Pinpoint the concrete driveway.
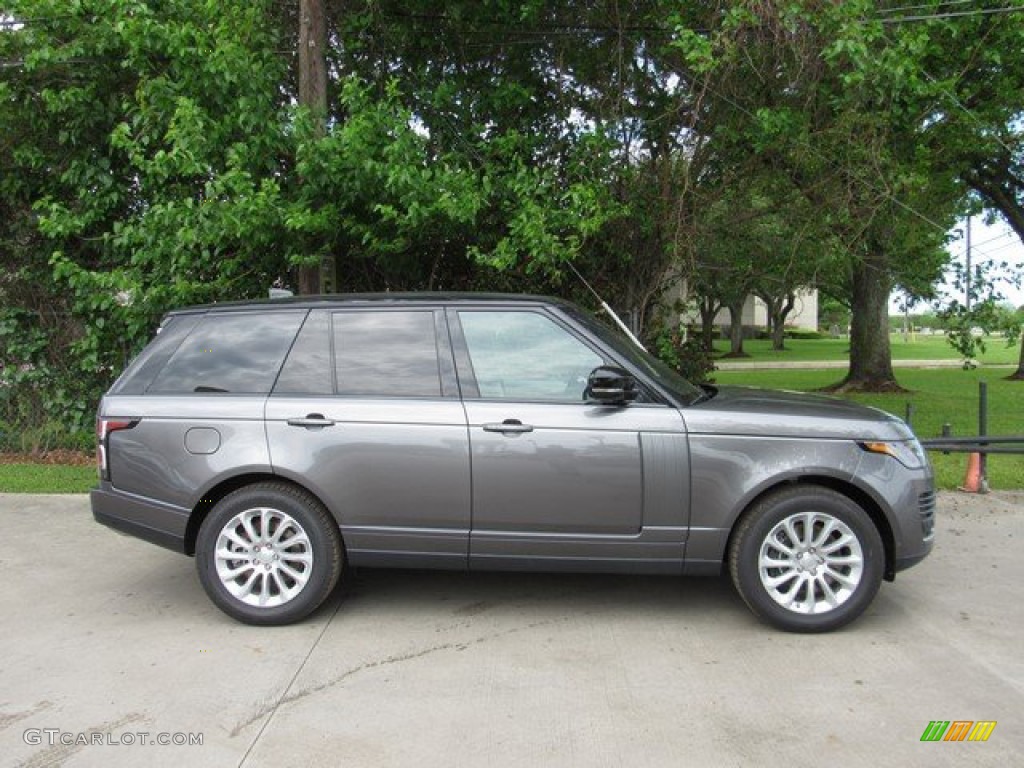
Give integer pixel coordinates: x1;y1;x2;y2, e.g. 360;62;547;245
1;492;1022;768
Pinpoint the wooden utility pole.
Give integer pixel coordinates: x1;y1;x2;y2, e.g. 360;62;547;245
297;0;331;295
964;214;972;313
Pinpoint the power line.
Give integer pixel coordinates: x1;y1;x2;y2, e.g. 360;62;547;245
877;0;979;15
878;5;1024;24
971;239;1024;259
963;228;1019;250
920;71;1018;156
695;79;950;236
868;22;1023;249
381;11;672;35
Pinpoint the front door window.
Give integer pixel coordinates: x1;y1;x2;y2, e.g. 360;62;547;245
458;311;603;401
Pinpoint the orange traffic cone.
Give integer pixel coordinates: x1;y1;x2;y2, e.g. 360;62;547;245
959;452;982;493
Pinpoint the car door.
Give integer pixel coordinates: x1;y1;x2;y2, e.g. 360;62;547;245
265;307;471;569
451;307;687;573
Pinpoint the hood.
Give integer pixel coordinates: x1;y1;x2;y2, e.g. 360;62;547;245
682;385;915;442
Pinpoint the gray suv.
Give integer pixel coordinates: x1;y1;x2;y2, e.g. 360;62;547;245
92;294;935;632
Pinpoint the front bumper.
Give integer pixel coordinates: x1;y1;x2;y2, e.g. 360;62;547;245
891;483;936;573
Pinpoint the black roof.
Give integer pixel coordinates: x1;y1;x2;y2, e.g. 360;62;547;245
167;292;575;316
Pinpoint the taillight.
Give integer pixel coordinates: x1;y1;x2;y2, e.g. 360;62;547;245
97;417;138;481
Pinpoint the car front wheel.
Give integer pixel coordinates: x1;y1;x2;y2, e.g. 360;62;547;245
196;482;343;625
729;486;884;633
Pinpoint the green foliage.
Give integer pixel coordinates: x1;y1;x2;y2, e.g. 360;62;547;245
936;258;1023;367
939;300;1021;369
651;325;717;384
818;296;851;333
1;0;644;435
672;0;964;386
470;132;622;276
2;0;294;434
2;0;1023;443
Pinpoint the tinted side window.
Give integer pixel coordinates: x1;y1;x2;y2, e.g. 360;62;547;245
148;311;305;394
110;314;200;395
333;311;441;397
458;311;604;401
274;310;332;395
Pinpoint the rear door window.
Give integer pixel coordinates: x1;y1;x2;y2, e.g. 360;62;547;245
332;310;442;398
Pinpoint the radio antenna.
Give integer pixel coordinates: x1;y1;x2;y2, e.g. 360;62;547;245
565;261;646;351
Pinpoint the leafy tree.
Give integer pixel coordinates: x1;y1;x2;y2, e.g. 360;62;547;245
2;0;144;433
936;258;1022;367
911;5;1024;378
1;0;644;440
671;0;963;390
4;0;1024;449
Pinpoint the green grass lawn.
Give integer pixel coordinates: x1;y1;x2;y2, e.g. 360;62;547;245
713;367;1024;490
0;463;97;493
713;333;1021;365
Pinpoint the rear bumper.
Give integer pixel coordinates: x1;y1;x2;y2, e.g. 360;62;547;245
91;485;190;555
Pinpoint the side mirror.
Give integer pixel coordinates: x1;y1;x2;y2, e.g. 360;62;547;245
585;366;639;405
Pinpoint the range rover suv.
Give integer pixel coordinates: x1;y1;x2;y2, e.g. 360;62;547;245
91;294;935;632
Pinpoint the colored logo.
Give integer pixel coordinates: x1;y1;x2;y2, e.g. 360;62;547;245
921;721;997;742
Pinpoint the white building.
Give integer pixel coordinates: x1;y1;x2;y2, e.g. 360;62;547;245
664;282;819;332
711;290;818;331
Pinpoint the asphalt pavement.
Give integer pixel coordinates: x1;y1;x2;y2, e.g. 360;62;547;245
1;491;1022;768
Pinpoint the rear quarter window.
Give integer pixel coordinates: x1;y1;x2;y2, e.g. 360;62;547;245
147;311;305;394
109;314;200;395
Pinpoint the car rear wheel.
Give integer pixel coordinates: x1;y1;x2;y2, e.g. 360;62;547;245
196;482;343;625
729;486;884;633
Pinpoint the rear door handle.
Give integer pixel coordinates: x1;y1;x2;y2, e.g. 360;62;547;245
483;419;534;434
287;414;336;428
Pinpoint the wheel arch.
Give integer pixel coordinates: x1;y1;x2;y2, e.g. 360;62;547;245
725;476;896;581
184;473;339;556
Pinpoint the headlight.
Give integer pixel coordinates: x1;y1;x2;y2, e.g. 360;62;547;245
859;439;928;469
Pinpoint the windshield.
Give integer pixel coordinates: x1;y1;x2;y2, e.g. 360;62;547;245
562;305;704;405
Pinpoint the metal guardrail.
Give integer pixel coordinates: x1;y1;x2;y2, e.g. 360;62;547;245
906;380;1024;455
920;436;1024;455
905;380;1024;493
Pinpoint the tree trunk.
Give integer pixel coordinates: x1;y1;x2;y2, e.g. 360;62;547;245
1008;334;1024;380
827;249;903;392
698;297;719;354
297;0;329;295
725;299;747;357
770;311;786;350
764;292;796;351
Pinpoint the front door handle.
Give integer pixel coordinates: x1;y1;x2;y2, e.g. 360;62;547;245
287;414;336;428
483;419;534;434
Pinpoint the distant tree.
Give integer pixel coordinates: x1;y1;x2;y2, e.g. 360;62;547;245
672;1;963;390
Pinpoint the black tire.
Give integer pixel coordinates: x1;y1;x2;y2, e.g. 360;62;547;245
728;486;884;633
196;482;343;625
